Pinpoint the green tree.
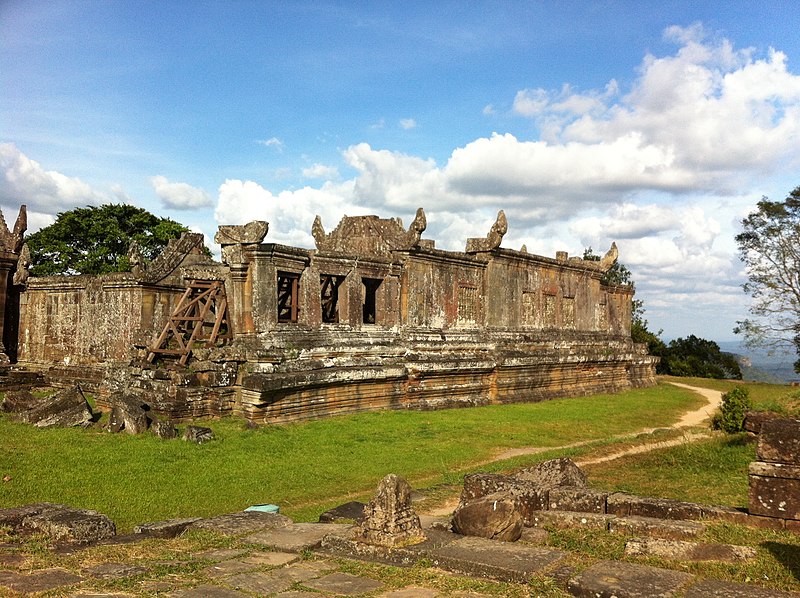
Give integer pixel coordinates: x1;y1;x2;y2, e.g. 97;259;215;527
735;186;800;373
27;204;193;276
661;335;742;379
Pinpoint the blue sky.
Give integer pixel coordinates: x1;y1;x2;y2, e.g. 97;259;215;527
2;1;800;342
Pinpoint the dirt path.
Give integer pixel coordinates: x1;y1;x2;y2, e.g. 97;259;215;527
421;382;723;516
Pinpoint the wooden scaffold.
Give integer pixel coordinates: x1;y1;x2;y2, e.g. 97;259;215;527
147;279;231;366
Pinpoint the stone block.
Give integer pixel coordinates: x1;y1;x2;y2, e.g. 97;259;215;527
16;386;93;428
133;517;203;538
528;510;611;530
245;523;349;552
514;457;587;488
684;578;798;597
609;516;705;540
744;410;784;435
461;473;547;524
427;535;565;583
548;487;608;513
319;501;366;523
757;418;800;464
183;425;214;443
624;537;757;563
187;511;292;536
749;468;800;520
567;560;694;597
606;492;705;520
19;504;116;545
451;492;523;542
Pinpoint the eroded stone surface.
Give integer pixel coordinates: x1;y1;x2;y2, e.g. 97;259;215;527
319;501;366;523
451;492;523;542
758;419;800;464
609;515;706;540
624;537;757;563
429;536;565;583
514;457;587;489
304;572;384;595
14;503;116;545
245;523;348;553
355;474;426;547
134;517;203;538
683;578;798;597
567;560;694;597
13;385;93;428
187;511;291;536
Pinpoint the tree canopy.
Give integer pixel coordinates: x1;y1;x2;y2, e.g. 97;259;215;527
735;186;800;373
26;204;194;276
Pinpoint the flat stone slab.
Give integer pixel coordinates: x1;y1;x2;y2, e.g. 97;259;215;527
625;537;757;563
83;561;149;579
378;587;442;597
0;567;84;593
567;560;694;597
134;517;203;538
684;578;800;597
224;570;294;594
196;548;250;561
170;585;250;597
245;522;350;552
203;553;294;578
319;501;366;523
187;511;292;536
428;535;565;583
304;571;384;595
609;515;706;540
530;510;611;530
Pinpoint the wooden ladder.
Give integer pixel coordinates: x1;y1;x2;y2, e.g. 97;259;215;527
147;279;231;366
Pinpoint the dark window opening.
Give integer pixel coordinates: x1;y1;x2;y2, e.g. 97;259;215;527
277;272;300;323
362;278;382;324
320;274;344;323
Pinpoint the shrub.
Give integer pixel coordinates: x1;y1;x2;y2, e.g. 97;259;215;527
712;387;752;433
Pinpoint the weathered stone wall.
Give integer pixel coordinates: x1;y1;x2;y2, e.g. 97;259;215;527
18;274;183;366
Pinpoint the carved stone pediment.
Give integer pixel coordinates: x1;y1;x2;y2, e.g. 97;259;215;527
313;208;427;257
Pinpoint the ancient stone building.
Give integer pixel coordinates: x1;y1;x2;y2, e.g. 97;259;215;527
10;207;658;423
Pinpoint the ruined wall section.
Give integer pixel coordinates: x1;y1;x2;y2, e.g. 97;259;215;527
18;274;184;367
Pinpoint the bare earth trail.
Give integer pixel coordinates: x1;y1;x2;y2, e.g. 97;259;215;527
292;383;724;515
421;382;723;516
490;382;722;466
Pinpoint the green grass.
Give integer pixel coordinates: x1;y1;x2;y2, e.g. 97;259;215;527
1;383;700;532
583;433;755;507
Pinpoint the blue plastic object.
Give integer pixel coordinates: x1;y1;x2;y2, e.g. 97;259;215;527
244;504;280;513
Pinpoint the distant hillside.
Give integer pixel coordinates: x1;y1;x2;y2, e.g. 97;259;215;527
717;341;797;384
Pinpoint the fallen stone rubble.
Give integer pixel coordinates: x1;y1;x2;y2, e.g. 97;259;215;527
2;467;799;597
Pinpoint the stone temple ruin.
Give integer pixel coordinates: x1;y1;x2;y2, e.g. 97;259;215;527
1;205;658;423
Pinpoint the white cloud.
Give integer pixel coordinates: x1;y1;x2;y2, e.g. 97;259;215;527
0;142;106;212
150;175;213;209
482;104;496;116
255;137;284;150
302;163;339;179
399;118;417;130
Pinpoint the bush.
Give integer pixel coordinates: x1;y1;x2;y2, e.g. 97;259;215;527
712;387;752;433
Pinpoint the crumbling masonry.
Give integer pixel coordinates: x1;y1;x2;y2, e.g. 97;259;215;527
5;206;658;423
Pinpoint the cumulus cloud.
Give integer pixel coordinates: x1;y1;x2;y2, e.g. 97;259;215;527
302;163;339;179
150;175;213;209
0;142;106;212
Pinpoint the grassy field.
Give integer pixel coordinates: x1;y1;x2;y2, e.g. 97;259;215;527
1;383;702;531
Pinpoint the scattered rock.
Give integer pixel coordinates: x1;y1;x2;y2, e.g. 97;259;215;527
133;517;203;538
355;474;426;547
150;417;177;439
12;386;93;428
513;457;587;488
16;504;116;544
187;511;291;536
318;501;366;523
183;425;215;443
451;492;523;542
108;391;149;434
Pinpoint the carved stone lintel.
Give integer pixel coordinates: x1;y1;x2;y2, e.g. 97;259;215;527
466;210;507;253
